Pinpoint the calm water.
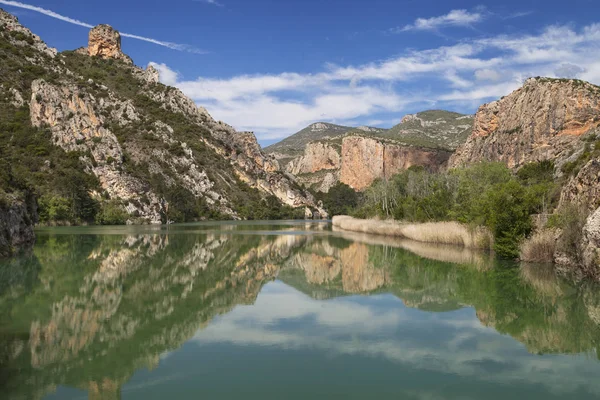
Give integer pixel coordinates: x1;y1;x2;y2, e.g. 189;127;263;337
1;221;600;400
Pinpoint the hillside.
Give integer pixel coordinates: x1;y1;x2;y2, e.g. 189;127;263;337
0;8;326;249
264;122;357;165
265;111;470;192
382;110;474;151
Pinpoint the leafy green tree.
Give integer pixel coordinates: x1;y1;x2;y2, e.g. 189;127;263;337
477;180;535;257
321;183;359;217
96;200;129;225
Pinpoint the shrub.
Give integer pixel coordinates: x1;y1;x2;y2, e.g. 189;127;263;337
38;194;71;223
319;183;359;217
96;200;129;225
520;229;557;263
548;205;590;261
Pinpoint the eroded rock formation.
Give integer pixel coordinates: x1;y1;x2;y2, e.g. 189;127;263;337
0;9;327;226
450;77;600;170
0;193;37;257
340;136;451;191
86;24;133;65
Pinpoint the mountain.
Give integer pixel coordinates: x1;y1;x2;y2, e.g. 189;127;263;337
264;122;358;164
265;111;472;192
448;76;600;274
449;77;600;171
0;9;327;255
382;110;474;151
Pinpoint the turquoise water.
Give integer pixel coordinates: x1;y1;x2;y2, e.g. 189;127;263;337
1;221;600;399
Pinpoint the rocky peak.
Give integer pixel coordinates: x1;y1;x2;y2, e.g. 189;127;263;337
356;126;382;133
401;113;419;124
310;122;331;131
450;77;600;169
87;24;133;65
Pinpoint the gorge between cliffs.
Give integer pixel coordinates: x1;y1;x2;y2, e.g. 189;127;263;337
0;2;600;398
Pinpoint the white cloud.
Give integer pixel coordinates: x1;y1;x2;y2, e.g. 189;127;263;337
148;62;180;86
396;9;484;32
149;22;600;141
194;0;224;6
474;69;503;82
0;0;205;53
188;281;600;397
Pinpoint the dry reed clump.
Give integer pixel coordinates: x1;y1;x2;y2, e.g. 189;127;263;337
331;216;493;249
519;229;557;263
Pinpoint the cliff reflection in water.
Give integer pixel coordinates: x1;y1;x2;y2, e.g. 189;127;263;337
1;223;600;399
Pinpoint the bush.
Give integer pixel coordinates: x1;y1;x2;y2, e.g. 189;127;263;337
477;179;536;257
520;229;557;263
319;183;359;217
354;161;557;258
548;205;590;261
96;200;129;225
38;194;72;223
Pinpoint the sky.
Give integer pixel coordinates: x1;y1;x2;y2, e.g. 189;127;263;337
2;0;600;146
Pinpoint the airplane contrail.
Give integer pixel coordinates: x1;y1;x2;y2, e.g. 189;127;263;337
0;0;206;53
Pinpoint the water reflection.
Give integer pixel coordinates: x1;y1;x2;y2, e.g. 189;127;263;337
0;222;600;399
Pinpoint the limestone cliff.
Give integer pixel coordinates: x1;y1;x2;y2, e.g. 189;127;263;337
267;111;470;193
340;136;451;191
0;9;326;225
0;192;37;257
450;77;600;170
84;24;133;65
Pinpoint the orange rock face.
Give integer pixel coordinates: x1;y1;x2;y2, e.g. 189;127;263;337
450;78;600;169
340;136;451;191
87;25;133;65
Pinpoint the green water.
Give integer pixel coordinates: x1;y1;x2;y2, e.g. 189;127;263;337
1;221;600;400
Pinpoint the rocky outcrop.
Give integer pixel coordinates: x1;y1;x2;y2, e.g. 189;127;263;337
450;78;600;169
0;192;37;257
29;79;166;223
288;142;341;175
0;11;327;223
86;24;133;65
581;207;600;276
559;158;600;212
0;9;56;58
269;112;469;193
340;136;451;191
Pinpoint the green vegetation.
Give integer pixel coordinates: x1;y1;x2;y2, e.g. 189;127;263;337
0;28;310;225
0;103;100;225
561;136;600;176
95;200;129;225
316;183;359;217
381;110;473;151
324;162;558;258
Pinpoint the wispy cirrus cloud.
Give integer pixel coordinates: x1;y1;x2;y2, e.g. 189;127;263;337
193;0;224;7
394;9;485;33
149;22;600;142
0;0;205;53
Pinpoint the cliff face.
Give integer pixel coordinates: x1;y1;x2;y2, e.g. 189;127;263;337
0;193;37;257
340;136;451;191
0;9;326;223
559;158;600;212
288;141;341;175
450;78;600;170
267;111;470;193
85;25;133;65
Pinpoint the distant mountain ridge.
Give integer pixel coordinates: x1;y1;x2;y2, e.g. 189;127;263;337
265;110;473;192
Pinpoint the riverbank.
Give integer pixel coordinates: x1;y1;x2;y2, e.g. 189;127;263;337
331;216;493;249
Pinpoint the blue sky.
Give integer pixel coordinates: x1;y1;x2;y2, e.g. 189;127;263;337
2;0;600;146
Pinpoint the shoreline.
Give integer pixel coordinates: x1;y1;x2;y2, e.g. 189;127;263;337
331;215;493;250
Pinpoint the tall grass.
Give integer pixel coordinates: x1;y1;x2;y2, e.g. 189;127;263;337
520;229;557;263
332;216;493;249
332;227;492;269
